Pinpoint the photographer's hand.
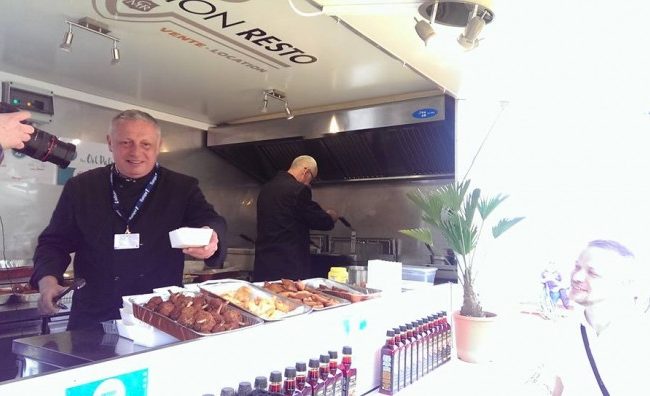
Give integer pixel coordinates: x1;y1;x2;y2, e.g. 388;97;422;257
0;111;35;150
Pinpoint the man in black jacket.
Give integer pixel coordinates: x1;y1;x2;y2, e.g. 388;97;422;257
31;109;227;330
253;155;338;282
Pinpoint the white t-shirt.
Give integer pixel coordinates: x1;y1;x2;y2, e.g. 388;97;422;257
554;313;650;395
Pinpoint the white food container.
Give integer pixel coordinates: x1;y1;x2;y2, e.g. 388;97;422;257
168;227;212;248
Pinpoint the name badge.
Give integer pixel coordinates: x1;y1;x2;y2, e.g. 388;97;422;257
114;233;140;250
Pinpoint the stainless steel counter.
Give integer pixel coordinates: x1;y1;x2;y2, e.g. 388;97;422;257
12;329;152;377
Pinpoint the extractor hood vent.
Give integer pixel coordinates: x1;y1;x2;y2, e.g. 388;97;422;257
208;95;455;184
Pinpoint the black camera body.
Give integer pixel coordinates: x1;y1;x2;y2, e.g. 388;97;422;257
0;102;76;168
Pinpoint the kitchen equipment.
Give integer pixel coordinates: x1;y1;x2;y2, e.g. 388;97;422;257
401;265;437;284
303;278;381;303
347;265;368;288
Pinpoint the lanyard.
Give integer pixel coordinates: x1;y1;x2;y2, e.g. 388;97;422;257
110;163;159;233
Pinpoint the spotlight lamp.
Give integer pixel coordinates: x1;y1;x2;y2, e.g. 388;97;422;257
59;18;122;64
458;9;488;50
416;0;494;50
261;89;295;120
414;0;438;46
60;25;74;52
111;40;120;65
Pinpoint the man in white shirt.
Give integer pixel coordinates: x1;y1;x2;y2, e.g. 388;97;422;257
553;240;649;395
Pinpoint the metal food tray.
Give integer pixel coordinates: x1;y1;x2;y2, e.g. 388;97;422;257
12;292;41;303
258;280;351;311
130;290;263;341
198;279;312;322
303;278;382;303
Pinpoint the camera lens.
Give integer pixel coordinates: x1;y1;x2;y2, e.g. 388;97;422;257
16;128;77;168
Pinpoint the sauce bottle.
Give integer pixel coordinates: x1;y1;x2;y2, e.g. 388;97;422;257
378;330;398;395
411;320;423;382
220;387;236;396
340;346;357;396
425;315;435;373
433;314;442;369
294;362;312;396
319;354;335;396
440;311;452;363
238;381;253;396
398;324;411;388
269;371;283;395
307;358;326;396
391;327;404;390
406;323;417;385
251;376;269;396
328;350;344;396
283;367;297;396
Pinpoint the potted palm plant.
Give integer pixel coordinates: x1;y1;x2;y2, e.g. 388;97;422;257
400;179;523;362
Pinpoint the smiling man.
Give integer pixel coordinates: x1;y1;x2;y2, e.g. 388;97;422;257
31;109;227;330
551;240;649;395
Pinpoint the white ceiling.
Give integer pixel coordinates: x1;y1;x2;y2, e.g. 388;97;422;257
1;0;649;127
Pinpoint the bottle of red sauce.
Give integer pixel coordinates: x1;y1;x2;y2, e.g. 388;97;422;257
294;362;312;396
269;371;283;395
318;354;334;396
411;320;423;382
423;315;434;374
398;324;411;389
340;346;357;396
440;311;452;363
391;327;404;391
406;323;417;385
307;358;326;396
283;367;297;396
379;330;399;395
328;350;344;396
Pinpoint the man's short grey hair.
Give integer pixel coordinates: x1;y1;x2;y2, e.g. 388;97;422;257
290;155;318;177
110;109;161;135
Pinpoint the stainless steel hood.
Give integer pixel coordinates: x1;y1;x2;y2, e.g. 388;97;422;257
207;95;455;184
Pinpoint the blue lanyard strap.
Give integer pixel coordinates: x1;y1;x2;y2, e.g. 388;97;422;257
110;163;159;233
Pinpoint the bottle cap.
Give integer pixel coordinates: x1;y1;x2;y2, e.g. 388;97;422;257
393;327;401;334
309;358;320;368
296;361;307;371
270;371;282;382
254;376;267;390
328;350;338;359
319;354;330;363
285;367;297;378
399;325;407;331
220;387;235;396
342;346;352;354
406;323;412;330
386;329;394;337
237;382;251;396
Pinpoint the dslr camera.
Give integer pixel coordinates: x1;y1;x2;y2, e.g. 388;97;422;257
0;102;76;168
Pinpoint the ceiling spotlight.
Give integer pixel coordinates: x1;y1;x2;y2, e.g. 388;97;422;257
284;103;294;120
261;89;295;120
458;9;488;50
414;0;438;46
59;24;74;52
111;41;120;65
59;18;121;64
261;94;269;113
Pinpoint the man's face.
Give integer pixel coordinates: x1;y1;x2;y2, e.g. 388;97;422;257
107;119;161;179
569;247;626;306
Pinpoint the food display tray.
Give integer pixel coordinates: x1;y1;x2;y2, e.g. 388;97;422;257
303;278;382;303
131;290;263;341
258;280;352;311
198;279;312;322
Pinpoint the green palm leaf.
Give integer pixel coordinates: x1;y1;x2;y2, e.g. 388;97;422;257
478;194;508;220
492;217;525;238
399;228;434;245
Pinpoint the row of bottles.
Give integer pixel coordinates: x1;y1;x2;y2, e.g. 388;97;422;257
211;346;356;396
379;311;452;395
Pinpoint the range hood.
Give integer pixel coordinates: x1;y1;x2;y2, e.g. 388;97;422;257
207;95;455;184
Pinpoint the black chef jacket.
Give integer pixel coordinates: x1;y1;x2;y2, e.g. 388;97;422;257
31;165;227;330
253;172;334;282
